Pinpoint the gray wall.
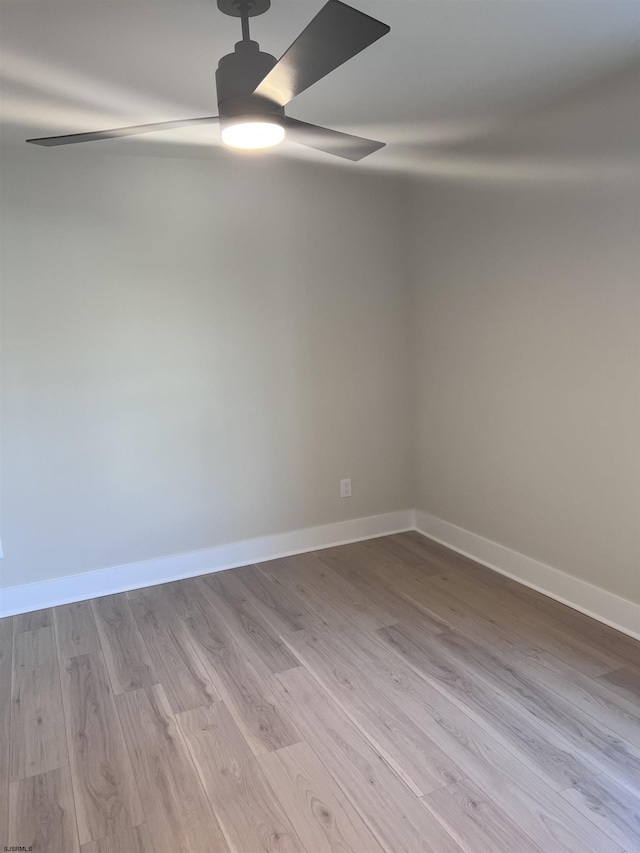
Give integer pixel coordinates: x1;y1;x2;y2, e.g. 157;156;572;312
0;150;412;588
411;68;640;603
2;66;638;607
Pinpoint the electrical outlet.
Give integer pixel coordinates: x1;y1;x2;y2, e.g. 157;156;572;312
340;478;352;498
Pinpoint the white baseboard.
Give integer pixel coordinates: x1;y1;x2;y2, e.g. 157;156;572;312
0;510;415;618
3;507;638;642
415;510;640;641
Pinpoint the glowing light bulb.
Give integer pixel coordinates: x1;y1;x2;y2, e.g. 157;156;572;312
221;120;285;150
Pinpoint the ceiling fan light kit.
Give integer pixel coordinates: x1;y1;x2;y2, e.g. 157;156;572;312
221;120;285;149
215;13;283;150
216;34;285;150
26;0;390;162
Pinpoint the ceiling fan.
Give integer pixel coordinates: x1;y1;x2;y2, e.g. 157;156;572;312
26;0;390;161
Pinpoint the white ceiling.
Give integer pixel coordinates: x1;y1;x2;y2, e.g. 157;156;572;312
1;0;638;173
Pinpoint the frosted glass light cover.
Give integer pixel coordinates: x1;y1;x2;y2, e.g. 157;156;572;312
221;121;285;150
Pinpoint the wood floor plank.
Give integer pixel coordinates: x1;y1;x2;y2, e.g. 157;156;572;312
324;542;535;657
560;773;640;851
165;578;300;756
292;551;398;630
259;741;386;853
0;617;13;743
597;666;640;705
431;629;640;793
127;585;219;713
8;766;80;853
81;824;155;853
257;558;344;632
366;535;448;574
58;652;145;845
315;546;449;636
273;666;465;853
360;534;488;589
6;534;635;853
92;594;157;694
426;571;624;678
14;608;53;633
13;623;57;666
0;737;9;848
348;539;449;592
230;565;309;633
492;584;640;672
392;532;506;585
421;779;544;853
482;573;640;668
376;622;602;792
10;627;67;781
54;601;102;659
439;568;631;669
335;625;623;853
115;684;230;853
199;571;299;674
281;626;464;796
260;553;394;633
177;702;304;853
517;650;640;748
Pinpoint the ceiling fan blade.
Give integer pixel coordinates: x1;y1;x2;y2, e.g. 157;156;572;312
26;116;220;146
284;117;384;161
253;0;389;107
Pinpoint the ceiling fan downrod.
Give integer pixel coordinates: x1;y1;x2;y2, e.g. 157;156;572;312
238;2;252;42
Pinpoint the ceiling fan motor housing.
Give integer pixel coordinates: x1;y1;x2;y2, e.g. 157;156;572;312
216;40;283;129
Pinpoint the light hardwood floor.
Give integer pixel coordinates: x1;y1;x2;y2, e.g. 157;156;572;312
1;532;639;852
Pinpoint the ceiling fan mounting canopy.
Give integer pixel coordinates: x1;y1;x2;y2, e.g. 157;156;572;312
217;0;271;18
26;0;390;161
